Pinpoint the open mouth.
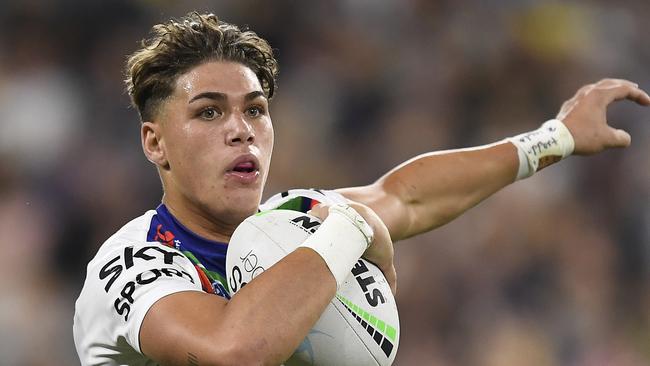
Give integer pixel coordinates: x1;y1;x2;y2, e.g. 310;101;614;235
226;155;261;184
231;161;257;173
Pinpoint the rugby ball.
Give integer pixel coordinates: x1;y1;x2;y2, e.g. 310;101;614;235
226;209;399;366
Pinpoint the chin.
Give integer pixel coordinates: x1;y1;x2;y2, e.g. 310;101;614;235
211;173;267;225
222;188;263;220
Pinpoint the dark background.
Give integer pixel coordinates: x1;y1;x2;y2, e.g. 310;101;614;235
1;1;649;365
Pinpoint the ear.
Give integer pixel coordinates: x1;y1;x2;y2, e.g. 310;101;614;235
141;121;169;169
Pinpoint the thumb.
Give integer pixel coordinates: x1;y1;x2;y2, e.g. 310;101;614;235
307;203;330;220
608;127;631;148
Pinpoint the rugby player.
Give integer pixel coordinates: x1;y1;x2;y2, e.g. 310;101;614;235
73;12;650;366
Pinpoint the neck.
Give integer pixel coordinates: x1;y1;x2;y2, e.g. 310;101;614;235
162;195;238;244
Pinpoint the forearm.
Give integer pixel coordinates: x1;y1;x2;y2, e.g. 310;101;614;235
221;248;336;363
141;248;337;366
382;141;518;237
339;141;519;241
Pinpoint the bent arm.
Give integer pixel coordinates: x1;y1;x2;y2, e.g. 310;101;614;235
139;204;388;366
141;247;336;366
338;141;518;241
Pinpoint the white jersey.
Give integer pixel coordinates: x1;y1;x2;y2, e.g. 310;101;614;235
73;210;203;366
73;189;346;365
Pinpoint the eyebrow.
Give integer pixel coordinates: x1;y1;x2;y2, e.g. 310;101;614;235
188;90;266;104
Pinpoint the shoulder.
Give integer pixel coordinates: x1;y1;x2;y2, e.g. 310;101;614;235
88;209;157;263
81;210;197;292
74;210;202;364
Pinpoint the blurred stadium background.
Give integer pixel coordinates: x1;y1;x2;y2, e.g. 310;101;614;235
1;0;649;365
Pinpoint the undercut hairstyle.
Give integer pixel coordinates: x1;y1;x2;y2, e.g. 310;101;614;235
125;12;278;121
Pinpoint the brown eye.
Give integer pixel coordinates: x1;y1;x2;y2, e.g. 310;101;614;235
246;106;264;118
200;107;221;120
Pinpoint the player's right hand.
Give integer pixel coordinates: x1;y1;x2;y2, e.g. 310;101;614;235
309;202;397;295
557;78;650;155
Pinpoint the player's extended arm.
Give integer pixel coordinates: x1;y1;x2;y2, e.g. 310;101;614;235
139;203;391;366
338;79;650;241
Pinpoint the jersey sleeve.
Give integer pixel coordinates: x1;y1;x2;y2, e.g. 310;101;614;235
76;240;203;356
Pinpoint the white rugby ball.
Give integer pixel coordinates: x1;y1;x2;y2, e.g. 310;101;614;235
226;209;399;366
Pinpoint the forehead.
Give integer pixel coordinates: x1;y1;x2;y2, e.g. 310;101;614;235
174;61;262;100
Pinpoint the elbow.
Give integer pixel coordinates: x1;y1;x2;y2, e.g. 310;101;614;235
379;175;415;206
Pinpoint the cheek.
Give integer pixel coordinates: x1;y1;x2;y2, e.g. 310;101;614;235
267;124;275;151
260;118;274;145
170;130;202;166
259;120;274;160
169;125;222;178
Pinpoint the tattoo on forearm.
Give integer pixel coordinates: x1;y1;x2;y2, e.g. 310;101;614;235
187;352;199;366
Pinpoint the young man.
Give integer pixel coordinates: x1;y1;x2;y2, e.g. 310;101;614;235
73;12;650;366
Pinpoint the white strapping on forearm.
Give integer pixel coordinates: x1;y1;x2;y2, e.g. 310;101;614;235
298;204;373;289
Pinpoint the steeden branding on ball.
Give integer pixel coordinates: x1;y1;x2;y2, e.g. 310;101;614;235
226;209;400;366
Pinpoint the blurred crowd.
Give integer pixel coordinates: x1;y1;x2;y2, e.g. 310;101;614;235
1;0;649;365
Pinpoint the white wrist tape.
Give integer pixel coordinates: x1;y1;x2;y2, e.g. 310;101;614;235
508;119;575;180
299;204;374;289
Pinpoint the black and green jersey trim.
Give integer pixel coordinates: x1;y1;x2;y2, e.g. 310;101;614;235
336;294;397;358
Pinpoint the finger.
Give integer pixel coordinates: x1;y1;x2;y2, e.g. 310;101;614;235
598;84;650;105
605;127;632;148
596;78;638;88
634;87;650;105
307;204;330;220
624;86;650;105
576;79;636;100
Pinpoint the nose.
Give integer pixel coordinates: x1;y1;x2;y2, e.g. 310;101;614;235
225;114;255;146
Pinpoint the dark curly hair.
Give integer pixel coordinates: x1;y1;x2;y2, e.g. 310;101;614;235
125;12;278;121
